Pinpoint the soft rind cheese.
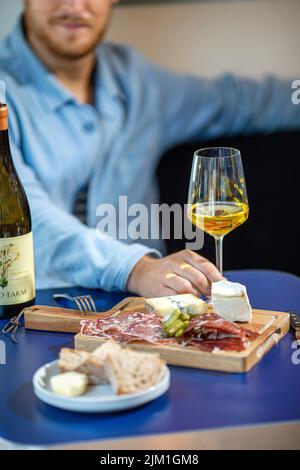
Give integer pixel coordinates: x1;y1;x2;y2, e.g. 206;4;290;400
50;371;88;397
145;294;207;320
211;280;252;322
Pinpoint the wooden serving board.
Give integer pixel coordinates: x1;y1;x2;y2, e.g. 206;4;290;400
74;298;289;373
24;298;290;373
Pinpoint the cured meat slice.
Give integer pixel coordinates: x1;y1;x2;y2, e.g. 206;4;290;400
183;312;257;341
185;338;248;353
81;311;168;345
182;312;257;352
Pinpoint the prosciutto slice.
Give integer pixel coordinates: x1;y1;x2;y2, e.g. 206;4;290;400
185;338;247;353
182;312;258;352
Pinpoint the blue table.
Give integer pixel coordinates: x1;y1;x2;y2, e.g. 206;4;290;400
0;270;299;448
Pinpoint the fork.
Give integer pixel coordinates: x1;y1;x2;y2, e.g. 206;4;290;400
53;293;97;315
1;295;97;343
53;293;134;318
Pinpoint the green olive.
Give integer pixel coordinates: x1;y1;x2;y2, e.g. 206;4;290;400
167;319;185;336
175;328;184;338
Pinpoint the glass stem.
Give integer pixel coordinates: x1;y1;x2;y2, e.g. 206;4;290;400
215;236;224;275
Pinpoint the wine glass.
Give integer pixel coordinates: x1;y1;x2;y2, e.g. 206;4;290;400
187;147;249;275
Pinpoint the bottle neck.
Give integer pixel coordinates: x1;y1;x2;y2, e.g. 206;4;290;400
0;129;12;166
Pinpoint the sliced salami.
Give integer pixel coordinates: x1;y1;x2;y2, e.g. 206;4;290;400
81;311;168;345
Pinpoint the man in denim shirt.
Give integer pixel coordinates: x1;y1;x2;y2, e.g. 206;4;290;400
0;0;299;297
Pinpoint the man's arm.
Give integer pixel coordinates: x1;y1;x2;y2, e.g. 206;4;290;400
139;53;300;152
8;102;223;295
7;108;160;291
10;137;223;295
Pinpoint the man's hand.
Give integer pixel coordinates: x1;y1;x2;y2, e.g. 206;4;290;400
126;250;223;298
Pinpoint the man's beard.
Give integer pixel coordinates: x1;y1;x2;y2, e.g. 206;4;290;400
23;12;111;61
35;29;104;60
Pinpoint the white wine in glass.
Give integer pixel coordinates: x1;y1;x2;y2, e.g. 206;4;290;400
187;147;249;275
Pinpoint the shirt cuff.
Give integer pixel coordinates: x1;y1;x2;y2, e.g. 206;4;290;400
100;243;162;292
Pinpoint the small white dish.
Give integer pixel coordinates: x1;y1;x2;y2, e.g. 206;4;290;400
33;360;170;413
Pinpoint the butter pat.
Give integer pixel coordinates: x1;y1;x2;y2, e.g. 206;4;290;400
50;371;88;397
145;294;207;319
211;280;252;322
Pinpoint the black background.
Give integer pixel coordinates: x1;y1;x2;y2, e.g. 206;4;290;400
157;130;300;276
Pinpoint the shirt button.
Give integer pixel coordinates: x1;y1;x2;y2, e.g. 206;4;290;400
82;122;95;133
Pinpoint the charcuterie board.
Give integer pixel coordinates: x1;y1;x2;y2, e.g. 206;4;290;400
24;297;290;373
73;298;289;373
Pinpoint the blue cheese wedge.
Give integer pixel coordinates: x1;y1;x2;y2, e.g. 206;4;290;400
145;294;207;320
211;280;252;322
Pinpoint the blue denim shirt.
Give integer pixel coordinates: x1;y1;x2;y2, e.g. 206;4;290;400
0;18;299;290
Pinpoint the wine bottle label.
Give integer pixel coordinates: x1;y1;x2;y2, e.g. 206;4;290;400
0;232;35;305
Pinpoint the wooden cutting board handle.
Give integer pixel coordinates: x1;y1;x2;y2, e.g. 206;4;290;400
23;297;141;334
24;305;112;333
25;305;83;316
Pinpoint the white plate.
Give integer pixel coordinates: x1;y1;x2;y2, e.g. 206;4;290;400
33;360;170;413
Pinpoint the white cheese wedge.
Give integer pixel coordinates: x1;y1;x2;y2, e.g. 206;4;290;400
145;294;207;320
211;280;252;322
50;371;88;397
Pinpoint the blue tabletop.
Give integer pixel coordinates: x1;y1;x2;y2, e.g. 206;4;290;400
0;269;299;447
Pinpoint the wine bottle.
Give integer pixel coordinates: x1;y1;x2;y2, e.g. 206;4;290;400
0;103;35;318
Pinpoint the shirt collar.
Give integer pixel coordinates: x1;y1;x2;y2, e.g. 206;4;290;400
95;43;124;102
9;16;122;112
